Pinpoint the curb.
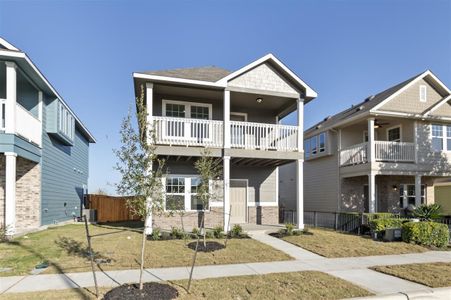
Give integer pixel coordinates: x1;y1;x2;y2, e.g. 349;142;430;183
349;287;451;300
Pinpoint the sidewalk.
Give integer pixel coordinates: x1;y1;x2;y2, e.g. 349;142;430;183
1;231;450;297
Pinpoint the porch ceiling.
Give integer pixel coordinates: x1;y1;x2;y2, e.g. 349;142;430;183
160;155;293;168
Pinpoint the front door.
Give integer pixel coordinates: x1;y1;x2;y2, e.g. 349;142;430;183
230;180;247;224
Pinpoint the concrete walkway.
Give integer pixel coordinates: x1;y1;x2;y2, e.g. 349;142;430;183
1;231;451;297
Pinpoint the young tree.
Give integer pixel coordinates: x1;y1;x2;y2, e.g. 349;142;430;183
114;86;165;290
194;148;222;247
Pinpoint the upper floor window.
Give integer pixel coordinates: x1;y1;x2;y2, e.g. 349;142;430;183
163;100;212;120
387;126;401;142
432;124;451;151
58;102;74;140
305;132;327;158
419;85;427;102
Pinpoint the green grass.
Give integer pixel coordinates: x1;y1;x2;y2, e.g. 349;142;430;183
0;271;372;300
0;222;292;276
281;228;428;258
372;262;451;288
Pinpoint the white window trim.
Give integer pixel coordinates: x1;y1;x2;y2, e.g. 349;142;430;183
230;112;248;121
399;184;426;208
430;124;451;152
164;174;211;212
162;99;212;120
419;85;427;102
386;125;402;142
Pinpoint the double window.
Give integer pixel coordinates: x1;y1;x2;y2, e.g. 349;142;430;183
305;132;326;159
165;176;207;211
431;124;451;152
399;184;425;208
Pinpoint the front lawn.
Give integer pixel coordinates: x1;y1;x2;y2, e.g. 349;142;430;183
0;271;372;300
281;228;428;258
0;222;291;276
372;262;451;288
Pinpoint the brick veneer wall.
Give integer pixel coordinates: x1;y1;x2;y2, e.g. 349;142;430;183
247;206;279;225
153;207;224;230
0;156;4;227
16;157;41;232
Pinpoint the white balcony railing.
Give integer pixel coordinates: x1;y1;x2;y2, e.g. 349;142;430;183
153;116;299;151
340;142;368;166
375;141;415;162
340;141;416;166
15;103;42;147
154;116;223;148
230;121;298;151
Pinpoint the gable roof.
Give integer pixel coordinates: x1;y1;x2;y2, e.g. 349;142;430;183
306;71;423;134
134;54;317;101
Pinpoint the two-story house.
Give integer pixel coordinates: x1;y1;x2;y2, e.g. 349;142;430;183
281;70;451;216
133;54;317;232
0;37;95;236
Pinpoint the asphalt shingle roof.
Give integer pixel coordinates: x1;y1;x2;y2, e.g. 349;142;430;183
141;66;231;82
306;71;425;134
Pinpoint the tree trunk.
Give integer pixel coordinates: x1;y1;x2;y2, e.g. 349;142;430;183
139;219;147;290
202;210;206;248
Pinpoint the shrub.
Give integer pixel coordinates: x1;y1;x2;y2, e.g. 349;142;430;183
170;226;186;239
369;218;409;233
284;223;295;236
0;225;6;242
364;213;395;223
230;224;243;238
191;227;200;237
205;230;214;239
413;204;442;221
213;225;224;238
402;221;449;248
150;227;161;241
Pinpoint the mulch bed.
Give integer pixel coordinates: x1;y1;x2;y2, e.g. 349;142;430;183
103;282;178;300
186;241;225;252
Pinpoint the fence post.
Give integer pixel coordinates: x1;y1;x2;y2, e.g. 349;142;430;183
314;211;318;227
334;212;338;231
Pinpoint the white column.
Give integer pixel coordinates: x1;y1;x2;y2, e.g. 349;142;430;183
223;156;231;232
5;152;17;236
296;98;304;229
368;118;375;163
5;62;17;134
38;91;43;121
413;121;418;164
415;175;422;207
223;90;231;149
368;172;376;213
144;83;153;235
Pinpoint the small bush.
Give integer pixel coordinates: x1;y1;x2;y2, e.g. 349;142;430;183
212;225;224;238
150;227;161;241
170;226;186;239
205;230;214;239
402;221;449;248
364;213;395;223
230;224;243;238
285;223;295;236
413;204;442;221
191;227;200;238
369;218;409;233
0;225;6;242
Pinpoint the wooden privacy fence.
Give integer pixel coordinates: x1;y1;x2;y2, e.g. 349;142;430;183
87;194;140;223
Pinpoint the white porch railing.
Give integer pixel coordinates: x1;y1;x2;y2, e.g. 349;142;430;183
230;121;298;151
15;103;42;147
153;116;223;147
153;116;299;151
375;141;415;162
340;142;368;166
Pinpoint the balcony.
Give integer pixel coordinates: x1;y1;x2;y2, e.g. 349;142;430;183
0;100;42;147
340;141;415;166
153;116;299;152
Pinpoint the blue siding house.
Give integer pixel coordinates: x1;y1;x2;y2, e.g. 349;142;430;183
0;37;95;236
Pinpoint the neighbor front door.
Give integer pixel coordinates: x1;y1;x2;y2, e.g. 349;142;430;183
230;180;247;224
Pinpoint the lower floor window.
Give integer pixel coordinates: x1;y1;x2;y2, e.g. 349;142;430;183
399;184;425;208
165;176;207;211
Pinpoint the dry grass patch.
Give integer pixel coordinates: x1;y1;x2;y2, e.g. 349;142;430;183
372;262;451;288
0;271;372;300
281;228;428;258
0;222;291;276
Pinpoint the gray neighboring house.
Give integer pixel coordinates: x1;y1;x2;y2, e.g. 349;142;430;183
281;70;451;215
133;54;317;232
0;37;96;236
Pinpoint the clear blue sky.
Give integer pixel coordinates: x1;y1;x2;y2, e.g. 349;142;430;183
1;0;450;194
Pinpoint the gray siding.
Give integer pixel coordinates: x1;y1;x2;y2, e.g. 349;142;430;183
40;95;89;225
